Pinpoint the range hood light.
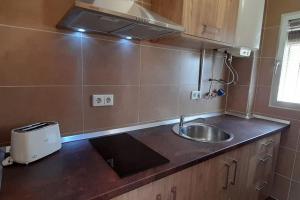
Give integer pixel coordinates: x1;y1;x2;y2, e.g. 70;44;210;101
125;36;132;40
77;28;86;32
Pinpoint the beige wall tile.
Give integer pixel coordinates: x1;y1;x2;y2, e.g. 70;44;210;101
140;46;182;85
178;85;224;115
202;52;226;82
257;58;276;87
289;181;300;200
179;51;200;85
0;0;74;31
232;56;253;85
83;86;139;132
0;86;83;145
226;85;249;114
275;147;296;178
261;27;280;58
83;37;140;85
265;0;300;28
0;26;82;86
280;121;300;150
271;174;291;200
139;85;179;122
292;152;300;182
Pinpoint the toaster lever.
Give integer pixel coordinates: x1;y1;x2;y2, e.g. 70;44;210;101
2;156;14;167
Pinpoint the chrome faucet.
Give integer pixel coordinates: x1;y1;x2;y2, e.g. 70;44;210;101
179;115;185;130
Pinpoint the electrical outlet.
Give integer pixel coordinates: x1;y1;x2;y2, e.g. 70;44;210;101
191;91;201;100
92;95;114;107
92;95;105;106
104;95;114;106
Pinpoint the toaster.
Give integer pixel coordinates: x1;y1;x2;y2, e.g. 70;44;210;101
2;122;62;166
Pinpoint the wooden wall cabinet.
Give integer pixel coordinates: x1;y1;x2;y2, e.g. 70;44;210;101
112;133;281;200
151;0;239;46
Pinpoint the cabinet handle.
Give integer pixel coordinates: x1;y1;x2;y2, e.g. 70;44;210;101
171;186;177;200
156;194;162;200
262;140;274;147
256;181;268;191
230;160;238;185
223;163;230;190
259;154;273;163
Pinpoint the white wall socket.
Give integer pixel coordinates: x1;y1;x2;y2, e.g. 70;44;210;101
191;91;201;100
92;95;114;107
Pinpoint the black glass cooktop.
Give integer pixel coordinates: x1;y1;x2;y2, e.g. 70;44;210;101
89;133;169;178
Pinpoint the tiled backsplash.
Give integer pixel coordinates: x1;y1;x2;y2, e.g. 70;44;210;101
0;0;225;145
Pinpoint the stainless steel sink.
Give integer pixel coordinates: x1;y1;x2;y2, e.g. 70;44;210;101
172;123;233;143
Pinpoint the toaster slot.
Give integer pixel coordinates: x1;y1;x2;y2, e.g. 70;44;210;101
14;122;54;132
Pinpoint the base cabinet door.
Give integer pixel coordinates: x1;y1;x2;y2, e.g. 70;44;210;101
226;145;252;200
189;159;215;200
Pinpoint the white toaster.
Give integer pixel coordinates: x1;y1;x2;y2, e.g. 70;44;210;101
2;122;62;166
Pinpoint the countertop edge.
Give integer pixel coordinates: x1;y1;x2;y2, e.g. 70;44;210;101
0;151;4;191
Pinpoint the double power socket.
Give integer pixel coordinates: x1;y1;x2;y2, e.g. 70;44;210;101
92;94;114;107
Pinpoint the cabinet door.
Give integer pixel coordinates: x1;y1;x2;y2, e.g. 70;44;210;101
189;160;211;200
183;0;239;44
189;146;251;200
166;168;192;200
225;145;251;200
204;155;232;200
112;182;154;200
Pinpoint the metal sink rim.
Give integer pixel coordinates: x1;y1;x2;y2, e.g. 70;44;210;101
172;122;234;143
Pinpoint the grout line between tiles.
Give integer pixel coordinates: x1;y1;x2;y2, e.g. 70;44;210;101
279;146;298;153
0;23;80;37
137;45;142;123
263;25;280;30
287;132;300;200
275;172;292;181
80;33;85;135
0;85;82;88
270;195;280;200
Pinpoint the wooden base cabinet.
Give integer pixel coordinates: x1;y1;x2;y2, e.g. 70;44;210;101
112;133;281;200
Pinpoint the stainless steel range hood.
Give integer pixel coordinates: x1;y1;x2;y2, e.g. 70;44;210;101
57;0;184;40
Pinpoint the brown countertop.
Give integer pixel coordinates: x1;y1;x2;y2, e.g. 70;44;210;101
0;115;289;200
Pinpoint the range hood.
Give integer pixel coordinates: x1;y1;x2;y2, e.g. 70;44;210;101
57;0;184;40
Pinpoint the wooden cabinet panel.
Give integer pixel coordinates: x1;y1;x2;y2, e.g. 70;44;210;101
168;168;193;200
112;183;154;200
151;0;184;25
111;167;193;200
205;156;231;200
227;145;251;200
151;0;239;45
183;0;239;44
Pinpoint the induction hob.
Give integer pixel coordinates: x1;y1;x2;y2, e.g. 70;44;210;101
89;133;169;178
